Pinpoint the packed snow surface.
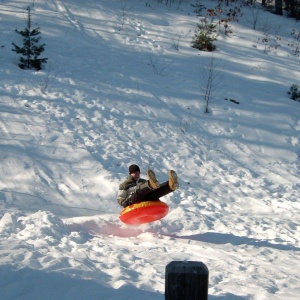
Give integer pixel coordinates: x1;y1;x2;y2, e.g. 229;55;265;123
0;0;299;299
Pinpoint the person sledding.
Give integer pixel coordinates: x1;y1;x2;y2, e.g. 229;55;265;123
117;164;179;208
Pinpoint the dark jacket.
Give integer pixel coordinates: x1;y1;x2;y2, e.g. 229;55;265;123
117;176;147;207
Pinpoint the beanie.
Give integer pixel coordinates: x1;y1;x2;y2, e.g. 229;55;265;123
129;164;140;174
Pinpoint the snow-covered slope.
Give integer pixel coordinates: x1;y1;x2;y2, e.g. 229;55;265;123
0;0;299;299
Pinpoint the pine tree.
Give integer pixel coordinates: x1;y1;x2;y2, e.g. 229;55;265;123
192;19;217;52
12;7;47;71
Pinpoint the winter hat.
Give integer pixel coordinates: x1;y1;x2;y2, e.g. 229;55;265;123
129;164;140;174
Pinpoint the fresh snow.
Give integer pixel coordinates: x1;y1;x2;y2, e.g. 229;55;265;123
0;0;299;299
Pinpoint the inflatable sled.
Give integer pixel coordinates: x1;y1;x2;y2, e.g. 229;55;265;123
119;200;169;225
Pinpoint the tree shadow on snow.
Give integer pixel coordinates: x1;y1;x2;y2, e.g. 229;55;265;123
0;265;162;300
180;232;300;252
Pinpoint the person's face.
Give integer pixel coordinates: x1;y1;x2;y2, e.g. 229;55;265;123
131;171;140;180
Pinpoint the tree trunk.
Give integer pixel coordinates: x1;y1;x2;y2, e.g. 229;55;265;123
275;0;283;15
289;0;298;18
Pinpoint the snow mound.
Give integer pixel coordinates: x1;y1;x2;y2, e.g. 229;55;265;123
0;211;67;239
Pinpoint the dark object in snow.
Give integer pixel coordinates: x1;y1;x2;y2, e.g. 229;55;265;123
12;7;47;71
165;261;209;300
225;98;240;104
287;84;300;101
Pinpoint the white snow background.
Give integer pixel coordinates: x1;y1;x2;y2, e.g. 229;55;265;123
0;0;300;299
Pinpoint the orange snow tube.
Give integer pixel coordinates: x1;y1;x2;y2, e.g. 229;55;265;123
119;200;169;225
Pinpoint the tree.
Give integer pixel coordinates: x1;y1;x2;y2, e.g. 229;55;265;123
199;55;224;114
275;0;283;15
285;0;300;19
12;7;47;71
192;19;217;52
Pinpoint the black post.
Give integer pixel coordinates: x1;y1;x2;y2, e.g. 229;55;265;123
165;261;209;300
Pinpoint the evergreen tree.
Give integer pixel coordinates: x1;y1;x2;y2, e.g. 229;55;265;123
192;19;217;52
12;7;47;71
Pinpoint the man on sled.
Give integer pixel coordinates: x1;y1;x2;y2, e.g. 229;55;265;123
117;164;179;208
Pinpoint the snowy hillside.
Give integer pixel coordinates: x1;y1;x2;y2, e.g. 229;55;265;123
0;0;299;299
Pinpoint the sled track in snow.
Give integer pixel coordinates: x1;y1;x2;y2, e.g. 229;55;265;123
53;0;86;35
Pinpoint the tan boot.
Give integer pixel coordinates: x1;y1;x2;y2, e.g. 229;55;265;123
168;170;179;191
147;169;160;189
